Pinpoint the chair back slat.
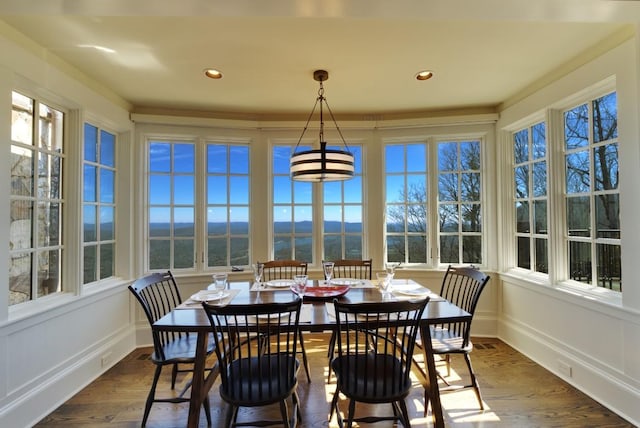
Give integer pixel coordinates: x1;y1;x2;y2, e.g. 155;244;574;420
128;271;188;360
437;265;490;343
326;259;372;280
202;298;302;404
261;260;308;281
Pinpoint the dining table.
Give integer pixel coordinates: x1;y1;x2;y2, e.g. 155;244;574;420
152;279;471;428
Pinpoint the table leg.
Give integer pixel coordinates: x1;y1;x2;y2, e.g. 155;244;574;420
187;332;209;428
420;324;445;428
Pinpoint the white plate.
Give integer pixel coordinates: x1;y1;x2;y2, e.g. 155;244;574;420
330;278;359;286
265;279;295;288
190;290;230;302
393;287;430;296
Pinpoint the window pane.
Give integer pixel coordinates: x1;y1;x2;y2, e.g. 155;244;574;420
324;181;341;203
534;200;547;234
273;145;294;174
567;196;590;237
173;207;194;236
406;144;426;172
387;236;405;263
38;202;61;246
517;237;530;269
566;151;590;194
514;165;528;198
174;144;195;173
83;245;97;284
595;194;620;239
100;207;115;240
83;205;97;242
462;236;482;264
438;142;457;171
440;235;458;263
461;141;480;170
344;176;362;203
149;208;171;237
516;201;529;233
83;165;96;202
461;203;481;232
100;169;114;203
593;143;618;191
100;243;114;279
230;146;249;174
408;235;426;263
385;145;404;173
230;237;249;265
84;123;97;162
149;142;171;172
460;173;480;201
386;175;405;203
10;200;33;250
208;237;226;266
324;235;343;260
173;176;194;205
569;241;591;284
535;238;548;273
9;252;32;304
229;176;249;204
532;123;546;159
11;146;34;197
150;240;170;269
514;129;528;164
597;243;621;290
294;237;312;262
593;92;617;143
438;173;458;201
11;92;33;145
100;130;115;167
207;145;227;173
149;175;171;204
439;204;458;232
532;161;547;197
565;104;588;150
37;249;61;296
173;239;194;269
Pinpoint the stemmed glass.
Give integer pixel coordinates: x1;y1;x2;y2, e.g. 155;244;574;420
253;263;264;286
212;273;228;299
293;274;308;297
323;261;335;285
376;272;392;299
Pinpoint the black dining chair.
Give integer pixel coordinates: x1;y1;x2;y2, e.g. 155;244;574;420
128;271;215;427
324;258;373;382
202;297;303;428
259;259;311;383
326;258;373;280
413;265;490;410
330;298;429;428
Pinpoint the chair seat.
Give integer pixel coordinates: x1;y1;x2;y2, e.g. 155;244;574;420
430;328;473;355
151;333;216;364
331;354;411;402
221;355;300;406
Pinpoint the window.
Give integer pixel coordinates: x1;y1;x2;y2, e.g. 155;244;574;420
83;123;116;284
148;140;196;270
272;145;313;261
513;122;548;273
9;91;65;305
206;143;250;267
385;143;428;264
438;140;482;265
323;146;364;260
564;91;621;291
146;139;250;271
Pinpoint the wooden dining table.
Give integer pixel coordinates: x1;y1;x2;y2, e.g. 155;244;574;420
153;280;471;428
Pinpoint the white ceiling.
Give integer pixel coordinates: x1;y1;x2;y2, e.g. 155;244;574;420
0;0;637;119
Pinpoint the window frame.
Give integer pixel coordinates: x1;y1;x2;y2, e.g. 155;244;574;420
9;90;67;306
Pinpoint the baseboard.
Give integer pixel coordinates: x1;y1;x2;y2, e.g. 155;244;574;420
499;317;640;426
0;326;136;428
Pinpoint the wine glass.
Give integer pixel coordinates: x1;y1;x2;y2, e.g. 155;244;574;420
323;261;335;284
376;272;392;298
253;263;264;286
293;274;308;296
212;273;227;297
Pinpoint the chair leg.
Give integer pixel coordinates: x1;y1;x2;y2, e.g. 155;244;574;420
171;363;178;389
329;386;340;420
292;390;303;423
396;399;412;428
203;395;212;425
279;399;291;428
464;352;484;410
346;398;356;428
327;331;337;382
142;364;163;427
298;330;312;383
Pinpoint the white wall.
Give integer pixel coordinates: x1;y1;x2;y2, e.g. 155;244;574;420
0;28;136;428
497;38;640;425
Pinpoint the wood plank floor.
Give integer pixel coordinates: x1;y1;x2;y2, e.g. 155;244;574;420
36;334;633;427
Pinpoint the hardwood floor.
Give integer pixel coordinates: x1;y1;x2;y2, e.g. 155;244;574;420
36;334;633;427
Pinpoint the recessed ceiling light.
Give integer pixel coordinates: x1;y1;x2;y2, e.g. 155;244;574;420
204;68;223;79
415;70;434;81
